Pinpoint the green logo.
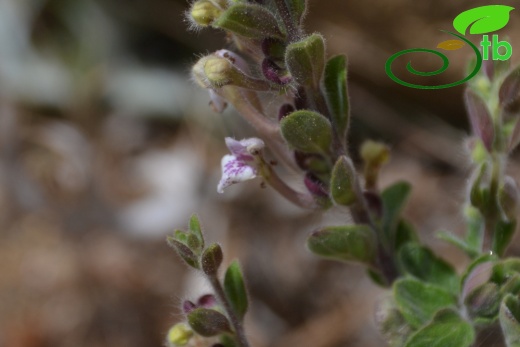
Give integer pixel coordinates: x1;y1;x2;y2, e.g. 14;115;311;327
386;5;514;89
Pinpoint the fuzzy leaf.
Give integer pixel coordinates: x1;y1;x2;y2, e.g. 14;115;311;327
201;243;223;276
167;236;199;269
224;261;248;320
453;5;514;35
394;278;455;328
307;225;376;264
285;34;325;90
464;282;501;319
381;181;412;246
187;308;231;337
324;55;350;142
398;243;459;294
464;89;494;151
284;0;307;25
493;219;517;257
330;156;357;206
214;4;283;39
280;110;332;154
500;294;520;347
189;214;205;249
404;309;475;347
499;65;520;112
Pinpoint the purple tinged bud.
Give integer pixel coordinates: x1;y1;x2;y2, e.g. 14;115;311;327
304;173;328;197
278;103;295;121
183;300;196;313
197;294;217;308
464;89;494;152
261;59;291;85
499;65;520;113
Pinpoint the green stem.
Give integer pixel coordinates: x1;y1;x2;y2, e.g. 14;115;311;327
209;276;251;347
273;0;300;41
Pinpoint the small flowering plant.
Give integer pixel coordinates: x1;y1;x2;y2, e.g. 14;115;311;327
165;1;520;347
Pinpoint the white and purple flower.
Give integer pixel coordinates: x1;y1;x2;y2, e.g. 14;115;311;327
217;137;265;193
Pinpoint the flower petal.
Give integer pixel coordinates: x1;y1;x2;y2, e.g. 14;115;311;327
224;137;265;161
217;154;257;193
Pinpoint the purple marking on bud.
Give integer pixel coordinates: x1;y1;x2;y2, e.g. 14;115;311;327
464;89;494;151
215;49;250;74
278;103;295;121
262;59;291;85
304;173;328;197
197;294;217;308
183;300;196;313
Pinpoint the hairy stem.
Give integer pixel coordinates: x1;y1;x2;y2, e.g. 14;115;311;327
273;0;300;41
209;276;251;347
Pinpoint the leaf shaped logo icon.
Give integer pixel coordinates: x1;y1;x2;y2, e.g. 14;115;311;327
453;5;514;35
437;40;465;51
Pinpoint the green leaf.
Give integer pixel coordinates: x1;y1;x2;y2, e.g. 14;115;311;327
464;282;501;319
285;34;325;90
491;258;520;285
220;334;238;347
284;0;307;25
189;214;205;248
201;243;223;276
398;243;459;294
394;278;456;328
307;225;377;264
499;65;520;112
224;261;249;320
464;205;485;252
376;296;414;347
187;308;231;337
500;294;520;347
492;219;517;257
453;5;514;35
280;110;332;154
214;4;284;40
461;255;496;299
404;309;475;347
324;55;350;142
381;181;412;246
330;156;357;206
436;230;479;259
167;236;199;269
501;274;520;297
394;220;418;252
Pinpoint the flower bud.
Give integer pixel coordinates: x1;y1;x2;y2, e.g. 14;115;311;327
499;176;519;221
187;308;231;337
192;55;270;91
304;173;328;197
190;0;225;27
166;323;193;347
262;59;291;85
201;243;223;276
197;294;217;308
183;300;196;314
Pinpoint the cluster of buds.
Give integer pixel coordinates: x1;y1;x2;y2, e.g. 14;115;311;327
458;59;520;256
166;215;249;347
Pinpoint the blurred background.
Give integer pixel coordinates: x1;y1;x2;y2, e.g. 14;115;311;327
0;0;519;346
